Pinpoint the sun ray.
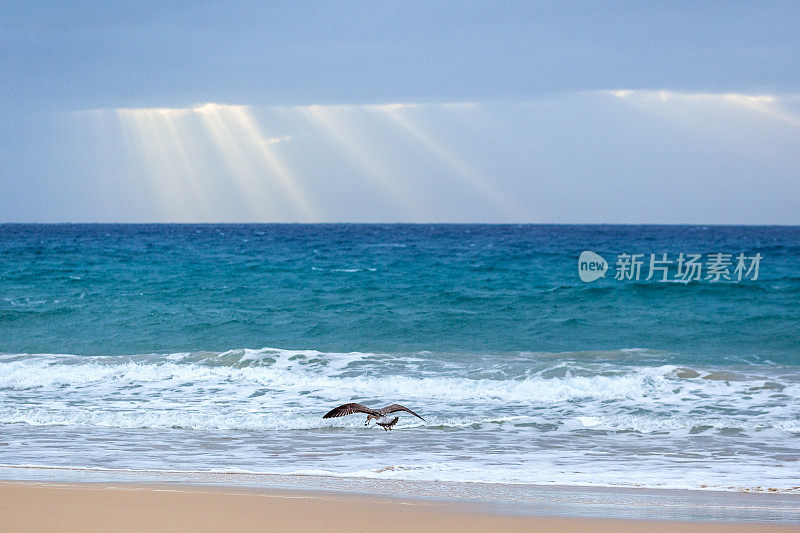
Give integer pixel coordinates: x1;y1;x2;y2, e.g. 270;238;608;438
370;104;530;220
192;103;282;219
607;90;800;128
218;105;320;221
157;111;214;216
113;103;323;221
116;108;200;220
297;104;429;219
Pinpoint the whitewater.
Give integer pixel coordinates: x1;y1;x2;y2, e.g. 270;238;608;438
1;347;798;492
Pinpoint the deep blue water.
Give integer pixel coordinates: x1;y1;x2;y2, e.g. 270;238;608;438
1;224;798;363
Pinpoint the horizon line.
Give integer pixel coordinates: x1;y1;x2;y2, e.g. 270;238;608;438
2;222;799;227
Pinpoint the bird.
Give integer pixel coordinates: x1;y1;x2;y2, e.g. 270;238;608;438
323;403;425;431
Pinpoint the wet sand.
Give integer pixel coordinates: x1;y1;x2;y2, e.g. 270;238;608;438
1;481;798;533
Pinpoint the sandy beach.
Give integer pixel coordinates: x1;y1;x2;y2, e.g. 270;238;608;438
0;482;797;533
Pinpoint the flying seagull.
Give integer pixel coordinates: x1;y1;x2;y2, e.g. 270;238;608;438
323;403;425;431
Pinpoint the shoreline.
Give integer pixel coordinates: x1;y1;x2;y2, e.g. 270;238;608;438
2;481;800;533
3;462;798;494
1;466;799;525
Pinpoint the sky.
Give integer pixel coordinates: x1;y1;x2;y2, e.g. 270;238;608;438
1;1;799;223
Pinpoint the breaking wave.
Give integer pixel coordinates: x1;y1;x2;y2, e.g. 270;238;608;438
1;348;797;434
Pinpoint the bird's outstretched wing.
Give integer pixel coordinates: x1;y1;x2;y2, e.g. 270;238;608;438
381;404;425;421
323;403;380;418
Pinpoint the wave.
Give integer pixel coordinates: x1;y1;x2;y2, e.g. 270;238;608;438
0;348;773;403
1;348;798;434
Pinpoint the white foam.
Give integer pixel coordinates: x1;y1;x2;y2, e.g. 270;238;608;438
576;416;602;427
0;351;797;435
1;349;799;492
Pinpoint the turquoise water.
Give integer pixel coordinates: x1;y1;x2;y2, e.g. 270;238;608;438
2;224;798;361
0;224;798;491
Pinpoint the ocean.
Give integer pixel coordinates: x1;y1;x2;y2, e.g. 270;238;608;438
1;224;798;494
